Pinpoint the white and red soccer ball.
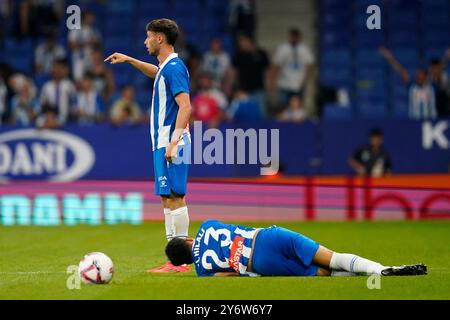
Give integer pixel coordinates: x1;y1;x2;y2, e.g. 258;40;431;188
78;252;114;284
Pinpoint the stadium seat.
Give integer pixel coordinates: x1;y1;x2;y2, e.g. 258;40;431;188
391;97;409;119
423;31;449;47
106;0;134;13
104;36;133;53
355;30;385;48
33;74;51;90
355;50;386;68
321;49;352;67
424;47;447;63
355;0;383;10
422;0;450;11
389;0;419;9
358;103;387;119
386;11;418;29
321;32;351;49
322;104;353;121
389;31;419;47
320;67;352;87
422;12;450;29
391;48;419;66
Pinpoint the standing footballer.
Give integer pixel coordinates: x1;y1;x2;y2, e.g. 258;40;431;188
105;19;191;273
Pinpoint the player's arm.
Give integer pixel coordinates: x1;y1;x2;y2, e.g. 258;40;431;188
104;52;158;78
165;92;192;162
214;272;240;277
378;46;410;84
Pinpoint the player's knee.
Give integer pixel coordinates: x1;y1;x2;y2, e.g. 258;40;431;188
169;193;186;210
316;267;331;276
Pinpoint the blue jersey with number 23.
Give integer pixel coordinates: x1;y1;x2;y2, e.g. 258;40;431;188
191;220;260;277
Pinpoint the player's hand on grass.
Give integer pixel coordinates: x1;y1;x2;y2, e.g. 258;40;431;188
165;141;179;163
104;52;131;64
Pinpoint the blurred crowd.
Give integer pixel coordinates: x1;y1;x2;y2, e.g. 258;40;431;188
1;0;449;130
0;0;317;129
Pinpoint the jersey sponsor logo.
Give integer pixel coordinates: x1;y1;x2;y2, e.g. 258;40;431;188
228;236;245;273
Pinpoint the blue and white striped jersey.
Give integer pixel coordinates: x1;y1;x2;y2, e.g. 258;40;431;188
150;53;190;151
191;220;260;277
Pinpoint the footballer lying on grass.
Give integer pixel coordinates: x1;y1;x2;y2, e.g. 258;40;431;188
165;220;427;277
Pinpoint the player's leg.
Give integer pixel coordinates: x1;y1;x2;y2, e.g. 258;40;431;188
167;193;189;239
161;196;173;241
312;245;427;276
166;132;191;239
147;147;187;272
313;245;385;275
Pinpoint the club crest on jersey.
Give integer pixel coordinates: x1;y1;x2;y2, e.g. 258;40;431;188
158;176;168;188
228;236;245;273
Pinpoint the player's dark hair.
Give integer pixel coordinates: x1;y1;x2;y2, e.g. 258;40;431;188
165;237;193;266
289;28;301;37
430;57;441;66
370;128;383;137
146;18;179;46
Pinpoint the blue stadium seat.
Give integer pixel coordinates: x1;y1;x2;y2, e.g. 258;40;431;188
355;50;386;67
355;30;385;48
4;55;33;74
390;79;409;99
423;31;449;47
357;87;386;101
106;0;134;13
391;48;419;66
321;0;350;10
321;49;352;67
355;0;383;9
321;32;351;48
136;92;151;112
104;36;134;53
137;0;167;13
422;12;450;29
391;97;409;119
424;47;447;63
322;104;353;121
389;0;419;9
358;103;387;119
33;74;51;90
321;11;352;30
386;12;418;30
5;38;33;54
389;31;419;47
320;67;352;87
422;0;450;11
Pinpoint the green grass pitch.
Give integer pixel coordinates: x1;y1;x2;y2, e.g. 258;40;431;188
1;221;449;300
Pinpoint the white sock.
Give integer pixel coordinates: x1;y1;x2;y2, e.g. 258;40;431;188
164;208;173;241
171;206;189;238
331;270;359;277
330;253;386;275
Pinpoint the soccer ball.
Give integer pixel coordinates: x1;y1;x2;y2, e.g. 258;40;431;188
78;252;114;284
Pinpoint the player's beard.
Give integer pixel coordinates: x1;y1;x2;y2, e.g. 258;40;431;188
149;43;160;56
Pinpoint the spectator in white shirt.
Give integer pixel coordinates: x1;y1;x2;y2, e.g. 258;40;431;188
11;80;38;126
270;28;315;109
34;31;66;75
379;47;437;120
74;73;104;124
39;59;76;125
201;38;231;89
68;10;102;81
278;95;306;123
